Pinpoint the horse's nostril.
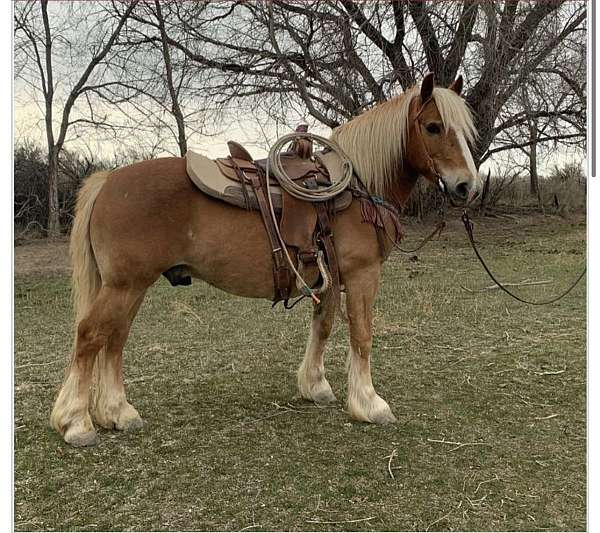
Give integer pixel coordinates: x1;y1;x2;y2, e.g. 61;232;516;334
455;182;470;199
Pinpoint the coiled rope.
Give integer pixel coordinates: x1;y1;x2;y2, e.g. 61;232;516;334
267;133;354;201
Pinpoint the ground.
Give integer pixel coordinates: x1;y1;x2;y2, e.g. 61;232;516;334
14;212;586;531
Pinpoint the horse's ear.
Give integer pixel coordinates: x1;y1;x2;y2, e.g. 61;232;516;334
420;73;434;102
449;75;463;95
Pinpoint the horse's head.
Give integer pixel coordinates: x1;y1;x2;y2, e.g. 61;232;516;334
407;73;480;205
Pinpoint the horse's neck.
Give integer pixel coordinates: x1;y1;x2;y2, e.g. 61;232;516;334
382;160;420;207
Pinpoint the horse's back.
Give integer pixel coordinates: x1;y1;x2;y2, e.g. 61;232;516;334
107;156;190;190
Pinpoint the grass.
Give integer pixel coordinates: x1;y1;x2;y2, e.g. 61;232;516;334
14;212;586;531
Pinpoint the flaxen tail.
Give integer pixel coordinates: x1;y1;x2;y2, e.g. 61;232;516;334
70;171;110;324
51;171;109;433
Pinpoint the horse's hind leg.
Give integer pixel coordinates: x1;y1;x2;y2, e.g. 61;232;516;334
344;266;396;424
297;294;337;404
92;290;146;432
50;285;144;446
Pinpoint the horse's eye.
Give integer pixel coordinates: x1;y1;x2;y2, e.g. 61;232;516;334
426;123;441;135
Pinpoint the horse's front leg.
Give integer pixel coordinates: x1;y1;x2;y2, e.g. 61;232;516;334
297;294;337;404
345;266;397;424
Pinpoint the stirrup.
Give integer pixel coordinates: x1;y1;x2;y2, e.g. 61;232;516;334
296;250;331;299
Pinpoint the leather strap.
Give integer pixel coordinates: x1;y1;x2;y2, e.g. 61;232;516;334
229;159;291;302
305;177;341;309
227;156;252;210
249;169;292;302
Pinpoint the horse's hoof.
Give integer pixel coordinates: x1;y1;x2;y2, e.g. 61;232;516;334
371;410;397;425
347;393;397;425
313;389;337;405
65;429;98;447
116;415;144;432
95;402;144;432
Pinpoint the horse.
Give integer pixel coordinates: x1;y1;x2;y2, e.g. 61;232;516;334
50;73;480;447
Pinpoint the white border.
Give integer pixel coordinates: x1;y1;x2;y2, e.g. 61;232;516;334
2;1;14;531
589;0;597;528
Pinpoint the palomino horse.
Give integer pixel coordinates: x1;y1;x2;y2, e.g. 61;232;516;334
51;74;480;446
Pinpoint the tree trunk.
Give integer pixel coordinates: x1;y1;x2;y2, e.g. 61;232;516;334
528;120;544;214
529;123;539;196
155;0;187;156
47;148;60;237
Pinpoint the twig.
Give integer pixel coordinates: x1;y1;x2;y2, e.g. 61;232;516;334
271;401;302;413
16;360;59;369
239;525;261;531
428;438;462;446
425;503;461;532
172;301;205;324
474;474;500;494
427;438;491;452
432;345;465;352
461;279;552;293
306;517;375;525
383;448;398;479
534;369;566;376
466;494;488;508
534;414;559;420
125;374;156;384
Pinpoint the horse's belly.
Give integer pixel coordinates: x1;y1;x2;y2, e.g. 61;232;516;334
184;202;276;298
184;199;320;299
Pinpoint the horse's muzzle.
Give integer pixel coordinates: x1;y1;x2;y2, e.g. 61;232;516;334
438;177;479;207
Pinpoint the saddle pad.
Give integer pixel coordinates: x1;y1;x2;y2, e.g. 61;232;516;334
187;150;285;210
185;150;353;213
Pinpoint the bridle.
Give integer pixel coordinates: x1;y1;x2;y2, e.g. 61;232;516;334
413;96;471;209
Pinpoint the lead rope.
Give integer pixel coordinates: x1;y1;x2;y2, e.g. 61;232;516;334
461;210;586;305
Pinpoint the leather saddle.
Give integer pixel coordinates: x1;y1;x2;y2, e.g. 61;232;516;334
185;127;354;305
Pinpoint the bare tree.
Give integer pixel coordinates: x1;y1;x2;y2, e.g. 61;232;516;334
14;0;138;236
139;0;585;166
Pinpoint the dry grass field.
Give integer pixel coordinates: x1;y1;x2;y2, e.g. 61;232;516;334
14;212;586;531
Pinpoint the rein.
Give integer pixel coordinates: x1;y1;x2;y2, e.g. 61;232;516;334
460;210;586;305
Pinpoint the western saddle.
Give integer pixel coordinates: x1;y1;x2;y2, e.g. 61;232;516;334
186;125;355;306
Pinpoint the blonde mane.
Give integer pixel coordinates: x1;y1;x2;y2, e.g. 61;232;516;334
330;86;477;196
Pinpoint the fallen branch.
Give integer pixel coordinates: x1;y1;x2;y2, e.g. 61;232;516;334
461;279;552;293
427;438;491;452
306;517;375;525
383;448;398;479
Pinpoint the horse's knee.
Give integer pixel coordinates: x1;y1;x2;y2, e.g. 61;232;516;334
77;318;106;349
76;309;123;357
